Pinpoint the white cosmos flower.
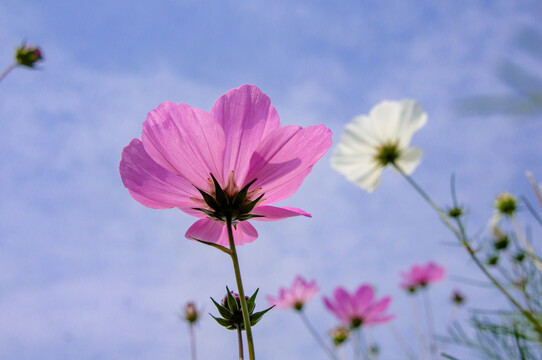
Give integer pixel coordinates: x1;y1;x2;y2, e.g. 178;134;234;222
331;100;427;192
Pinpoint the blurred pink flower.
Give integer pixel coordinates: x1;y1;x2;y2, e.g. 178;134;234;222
267;275;319;310
323;284;394;328
399;262;445;292
120;85;332;246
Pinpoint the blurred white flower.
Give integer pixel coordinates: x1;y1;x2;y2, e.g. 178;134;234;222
331;100;427;192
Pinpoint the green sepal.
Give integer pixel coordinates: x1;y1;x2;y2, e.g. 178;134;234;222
191;207;216;218
190;236;231;255
210;314;236;330
239;193;264;214
226;286;239;312
196;188;219;211
249;305;275;326
236;214;265;222
246;288;259;314
210;297;233;319
211;174;229;207
232;178;257;207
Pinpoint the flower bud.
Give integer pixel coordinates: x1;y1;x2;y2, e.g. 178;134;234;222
513;251;526;263
487;255;499;266
494;192;517;217
330;326;350;346
15;44;43;68
210;287;273;331
447;207;463;218
183;302;200;324
451;290;466;306
493;235;509;251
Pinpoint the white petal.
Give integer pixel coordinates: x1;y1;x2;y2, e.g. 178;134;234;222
395;100;427;148
368;101;405;143
395;147;423;175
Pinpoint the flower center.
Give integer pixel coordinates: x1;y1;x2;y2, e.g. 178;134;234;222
192;173;264;223
350;317;363;329
374;141;400;167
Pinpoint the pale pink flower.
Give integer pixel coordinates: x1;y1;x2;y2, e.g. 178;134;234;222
323;284;394;328
267;276;319;311
120;85;332;246
399;262;445;292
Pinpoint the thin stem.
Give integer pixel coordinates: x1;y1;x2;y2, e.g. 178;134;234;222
298;310;338;360
226;217;255;360
237;326;244;360
359;329;371;360
388;323;417;360
337;345;347;360
394;163;542;340
511;217;542;274
409;295;428;360
189;324;197;360
392;163;460;237
0;63;18;82
526;171;542;211
421;290;437;360
352;328;365;360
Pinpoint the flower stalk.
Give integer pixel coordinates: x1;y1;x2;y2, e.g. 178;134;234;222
190;323;197;360
393;162;542;340
237;326;244;360
227;216;256;360
0;63;17;82
298;310;338;360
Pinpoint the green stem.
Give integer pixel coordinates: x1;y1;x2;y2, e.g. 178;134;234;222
237;326;244;360
298;310;338;360
189;324;197;360
392;163;459;237
421;290;437;360
394;162;542;340
0;63;18;82
226;217;255;360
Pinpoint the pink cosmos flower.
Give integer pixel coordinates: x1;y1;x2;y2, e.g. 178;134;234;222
323;284;394;328
399;262;446;292
120;85;332;246
267;275;319;311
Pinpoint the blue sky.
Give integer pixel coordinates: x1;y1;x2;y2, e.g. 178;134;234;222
1;1;541;359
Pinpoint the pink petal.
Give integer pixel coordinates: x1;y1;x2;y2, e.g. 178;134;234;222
246;124;332;204
211;85;281;183
333;287;354;319
251;205;311;221
185;219;259;246
354;285;374;315
232;222;259;246
323;296;348;323
185;219;224;244
368;296;392;316
142;101;226;190
120;139;200;209
366;314;395;326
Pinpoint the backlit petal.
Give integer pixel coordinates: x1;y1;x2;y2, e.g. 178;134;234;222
120;139;199;209
251;205;311;221
211;84;281;183
247;124;332;204
142;101;225;189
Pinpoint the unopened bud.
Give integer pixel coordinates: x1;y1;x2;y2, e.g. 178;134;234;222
487;255;499;266
182;302;200;324
15;44;43;68
330;326;350;346
447;207;463;218
494;192;517;217
451;290;466;306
